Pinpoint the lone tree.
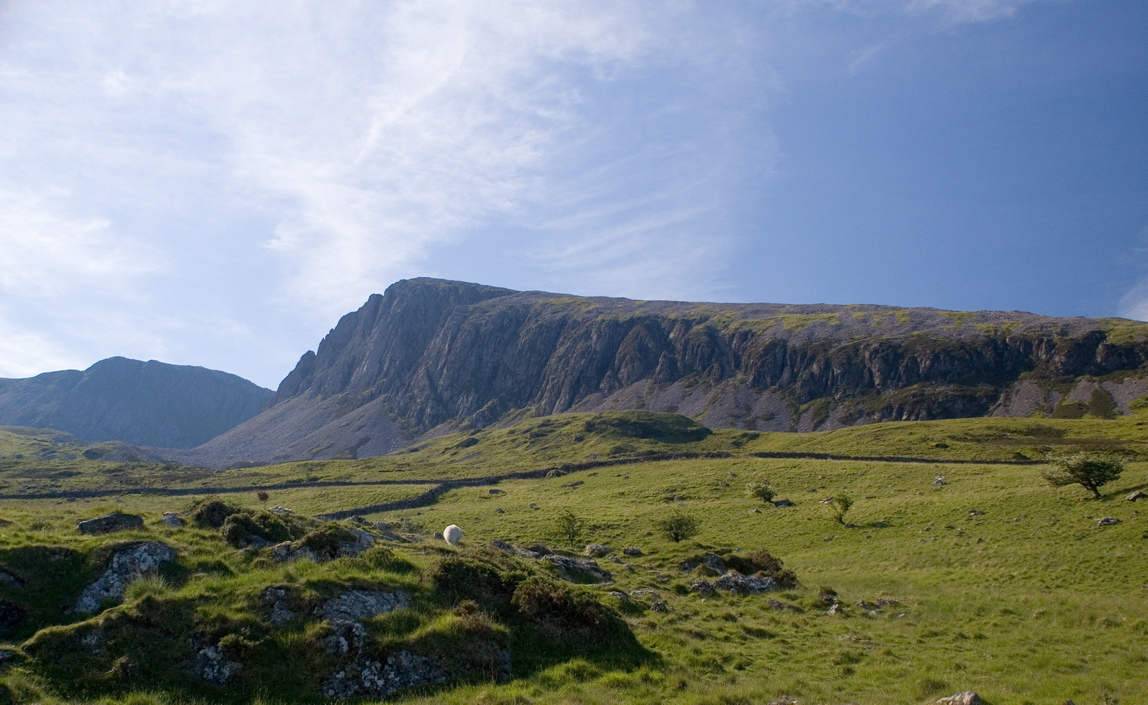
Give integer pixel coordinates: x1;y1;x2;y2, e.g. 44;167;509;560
555;511;585;546
658;511;700;542
827;494;853;525
746;478;776;504
1042;453;1123;499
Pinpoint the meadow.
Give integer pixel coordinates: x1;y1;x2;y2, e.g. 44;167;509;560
0;410;1144;704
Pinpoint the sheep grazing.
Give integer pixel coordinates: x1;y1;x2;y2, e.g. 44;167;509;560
443;524;463;546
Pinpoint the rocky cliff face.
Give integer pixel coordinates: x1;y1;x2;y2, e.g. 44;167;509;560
178;278;1148;467
0;357;273;448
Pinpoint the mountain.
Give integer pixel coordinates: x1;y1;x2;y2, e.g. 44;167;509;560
172;278;1148;468
0;357;273;448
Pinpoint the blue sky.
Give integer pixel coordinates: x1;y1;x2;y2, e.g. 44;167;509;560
1;0;1145;389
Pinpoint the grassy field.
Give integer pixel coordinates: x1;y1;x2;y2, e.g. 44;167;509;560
0;410;1145;704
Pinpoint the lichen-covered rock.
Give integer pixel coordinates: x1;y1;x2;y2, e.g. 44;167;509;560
77;512;144;535
317;590;412;622
713;571;779;594
541;554;612;583
192;644;241;685
622;547;643;556
322;650;445;698
691;579;715;595
72;542;177;614
336;528;377;557
260;586;297;627
160;512;184;528
323;621;368;656
1097;516;1120;527
584;544;612;557
270;542;318;563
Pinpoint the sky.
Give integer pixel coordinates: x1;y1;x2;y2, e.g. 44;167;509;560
1;0;1146;389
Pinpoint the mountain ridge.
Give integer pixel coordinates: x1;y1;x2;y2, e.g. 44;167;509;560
168;277;1148;468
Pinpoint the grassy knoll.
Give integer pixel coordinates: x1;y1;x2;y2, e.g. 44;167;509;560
0;410;1145;703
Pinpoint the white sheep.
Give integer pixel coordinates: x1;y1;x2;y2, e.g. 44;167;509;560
443;524;463;546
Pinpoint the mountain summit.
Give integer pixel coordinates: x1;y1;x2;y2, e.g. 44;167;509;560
176;278;1148;467
0;357;273;448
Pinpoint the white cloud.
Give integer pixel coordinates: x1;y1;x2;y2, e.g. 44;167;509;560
0;191;162;299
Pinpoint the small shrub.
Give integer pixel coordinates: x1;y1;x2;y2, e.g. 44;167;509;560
658;512;700;542
296;523;358;558
220;511;299;548
746;479;775;504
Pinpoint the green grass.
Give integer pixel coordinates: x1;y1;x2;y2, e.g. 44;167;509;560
1;410;1146;703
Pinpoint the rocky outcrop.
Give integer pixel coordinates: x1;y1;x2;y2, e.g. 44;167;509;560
173;278;1148;467
77;512;144;535
0;357;272;448
72;541;177;614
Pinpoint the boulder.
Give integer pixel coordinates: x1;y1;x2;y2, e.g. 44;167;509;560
160;512;184;528
72;542;177;614
541;554;613;583
261;586;298;627
317;590;412;622
1126;490;1146;502
622;547;643;556
77;512;144;535
1097;517;1120;527
322;620;369;656
443;525;463;546
584;544;612;557
270;543;319;563
690;579;716;595
322;650;445;699
713;571;779;594
191;644;241;685
935;692;985;705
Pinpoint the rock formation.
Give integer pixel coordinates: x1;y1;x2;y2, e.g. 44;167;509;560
173;277;1148;467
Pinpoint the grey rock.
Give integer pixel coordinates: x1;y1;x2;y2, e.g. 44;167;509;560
542;554;613;583
336;528;377;557
935;692;985;705
72;541;177;613
607;590;630;603
491;539;514;552
268;506;294;515
160;512;184;528
77;512;144;535
317;589;412;622
322;650;445;699
1097;516;1120;527
488;488;505;495
270;543;318;563
690;579;715;595
773;499;795;507
584;544;612;557
622;547;643;556
713;571;779;594
261;586;297;627
651;600;670;612
192;644;242;685
968;509;984;516
1126;490;1145;502
323;620;369;655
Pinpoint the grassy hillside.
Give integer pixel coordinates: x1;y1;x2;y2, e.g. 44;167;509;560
0;411;1144;704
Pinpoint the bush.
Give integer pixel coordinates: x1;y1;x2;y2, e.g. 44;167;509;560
188;500;241;529
511;576;617;644
827;495;853;525
657;512;700;542
746;479;775;504
1042;453;1124;499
